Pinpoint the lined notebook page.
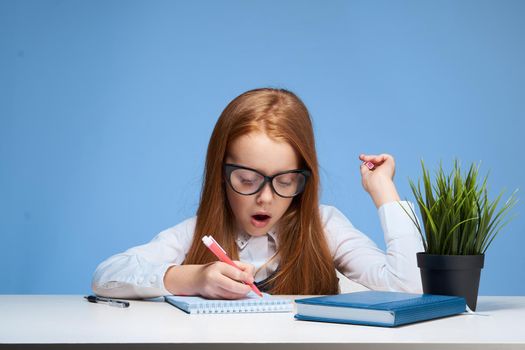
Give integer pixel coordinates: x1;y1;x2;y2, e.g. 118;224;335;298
165;292;293;314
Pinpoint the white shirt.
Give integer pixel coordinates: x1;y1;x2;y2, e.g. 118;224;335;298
92;201;424;298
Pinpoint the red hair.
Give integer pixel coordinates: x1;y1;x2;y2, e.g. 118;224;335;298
183;88;339;294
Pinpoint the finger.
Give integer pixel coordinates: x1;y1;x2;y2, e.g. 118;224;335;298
233;261;256;277
220;263;254;284
360;156;376;172
216;288;250;300
381;154;396;176
360;162;370;177
370;156;389;167
379;153;395;164
359;154;382;168
202;263;252;298
361;153;391;164
359;154;378;161
202;285;248;300
216;274;252;296
373;155;387;164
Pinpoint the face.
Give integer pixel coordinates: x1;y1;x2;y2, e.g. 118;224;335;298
225;132;300;237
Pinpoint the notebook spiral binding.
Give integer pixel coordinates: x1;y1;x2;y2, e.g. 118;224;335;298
194;299;292;314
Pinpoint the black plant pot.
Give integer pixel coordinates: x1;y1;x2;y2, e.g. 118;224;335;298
417;253;484;311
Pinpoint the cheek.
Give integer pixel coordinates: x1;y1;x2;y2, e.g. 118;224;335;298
226;187;249;219
275;198;294;218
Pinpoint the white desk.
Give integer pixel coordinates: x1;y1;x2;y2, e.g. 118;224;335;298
1;295;524;349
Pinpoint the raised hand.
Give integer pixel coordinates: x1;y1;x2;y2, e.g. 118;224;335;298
359;153;400;208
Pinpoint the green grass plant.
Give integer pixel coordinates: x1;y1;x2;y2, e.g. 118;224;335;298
401;160;518;255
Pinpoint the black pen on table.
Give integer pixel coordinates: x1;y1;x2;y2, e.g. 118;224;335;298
84;295;130;308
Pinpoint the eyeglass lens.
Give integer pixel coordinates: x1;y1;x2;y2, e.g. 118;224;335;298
229;168;306;197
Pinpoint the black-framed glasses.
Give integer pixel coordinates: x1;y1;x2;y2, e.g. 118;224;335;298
224;163;311;198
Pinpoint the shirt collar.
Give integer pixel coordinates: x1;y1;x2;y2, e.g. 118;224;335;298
235;228;278;249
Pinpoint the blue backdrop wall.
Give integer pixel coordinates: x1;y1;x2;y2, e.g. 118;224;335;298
1;0;524;295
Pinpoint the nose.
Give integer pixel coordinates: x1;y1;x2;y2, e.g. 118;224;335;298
256;181;274;204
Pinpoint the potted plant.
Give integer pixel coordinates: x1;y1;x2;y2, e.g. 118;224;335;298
401;160;517;310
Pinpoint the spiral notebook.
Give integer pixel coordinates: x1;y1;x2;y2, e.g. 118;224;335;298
165;292;293;314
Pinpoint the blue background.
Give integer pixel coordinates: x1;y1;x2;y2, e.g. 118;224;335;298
1;0;524;295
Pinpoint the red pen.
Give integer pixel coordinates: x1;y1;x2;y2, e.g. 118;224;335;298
202;235;263;297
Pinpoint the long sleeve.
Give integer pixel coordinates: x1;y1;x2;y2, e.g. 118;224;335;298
92;217;196;299
323;201;424;293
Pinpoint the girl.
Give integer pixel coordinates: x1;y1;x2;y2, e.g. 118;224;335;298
92;88;423;299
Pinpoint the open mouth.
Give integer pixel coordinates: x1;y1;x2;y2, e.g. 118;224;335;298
251;214;271;228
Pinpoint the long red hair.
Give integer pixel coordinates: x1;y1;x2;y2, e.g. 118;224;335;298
183;88;339;295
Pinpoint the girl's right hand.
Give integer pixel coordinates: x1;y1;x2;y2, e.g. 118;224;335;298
196;261;255;299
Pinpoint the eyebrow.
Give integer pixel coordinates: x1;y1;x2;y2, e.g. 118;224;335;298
227;163;301;176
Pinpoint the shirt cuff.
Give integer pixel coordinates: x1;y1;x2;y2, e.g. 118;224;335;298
129;262;176;297
156;263;177;295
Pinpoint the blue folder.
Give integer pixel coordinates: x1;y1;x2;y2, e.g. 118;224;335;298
294;291;466;327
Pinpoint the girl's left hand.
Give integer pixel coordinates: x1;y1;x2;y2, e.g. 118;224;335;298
359;153;401;208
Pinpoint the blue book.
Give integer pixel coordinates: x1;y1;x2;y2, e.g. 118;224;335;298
294;291;466;327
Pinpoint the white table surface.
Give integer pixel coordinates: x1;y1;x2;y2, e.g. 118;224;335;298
1;295;524;349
